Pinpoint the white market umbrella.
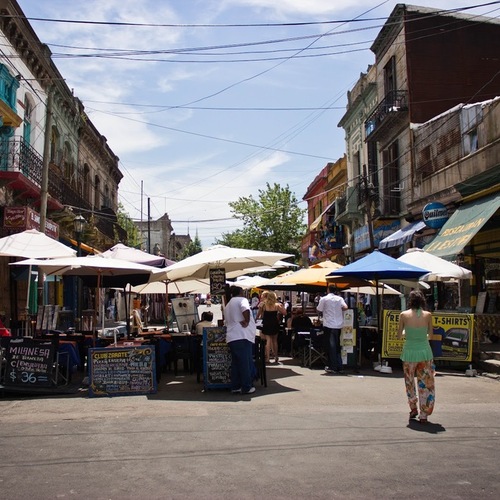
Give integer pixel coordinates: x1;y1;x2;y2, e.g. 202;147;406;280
12;256;167;337
0;229;76;259
234;275;271;289
163;245;293;281
130;279;210;295
397;248;472;281
344;284;401;295
0;229;76;333
101;243;174;268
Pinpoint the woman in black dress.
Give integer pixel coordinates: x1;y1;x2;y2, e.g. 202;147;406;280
257;291;287;364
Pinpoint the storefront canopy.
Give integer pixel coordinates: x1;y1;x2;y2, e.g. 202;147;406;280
424;192;500;258
378;220;426;249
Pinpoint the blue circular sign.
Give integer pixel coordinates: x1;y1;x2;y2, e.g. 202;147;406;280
422;202;448;229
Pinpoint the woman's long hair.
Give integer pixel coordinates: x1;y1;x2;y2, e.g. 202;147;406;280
407;289;427;310
263;291;278;309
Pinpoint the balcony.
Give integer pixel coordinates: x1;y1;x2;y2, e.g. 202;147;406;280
0;136;63;210
335;186;360;225
365;90;408;139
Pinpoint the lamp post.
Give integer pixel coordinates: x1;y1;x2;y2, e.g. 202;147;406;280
342;243;351;264
73;214;86;328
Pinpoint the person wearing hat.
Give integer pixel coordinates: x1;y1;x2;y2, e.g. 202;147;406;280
317;285;348;374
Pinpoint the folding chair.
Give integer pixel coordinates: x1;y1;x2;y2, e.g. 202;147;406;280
307;329;328;369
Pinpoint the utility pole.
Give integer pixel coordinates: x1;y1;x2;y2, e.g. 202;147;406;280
147;197;151;254
363;164;375;251
39;87;53;233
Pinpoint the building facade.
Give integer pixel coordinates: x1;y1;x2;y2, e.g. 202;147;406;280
0;0;125;329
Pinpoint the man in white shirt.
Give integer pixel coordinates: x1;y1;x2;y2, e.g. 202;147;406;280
224;286;256;394
317;285;348;374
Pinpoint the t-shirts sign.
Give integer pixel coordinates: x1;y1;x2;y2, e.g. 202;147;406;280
88;346;157;397
203;327;231;389
4;338;56;388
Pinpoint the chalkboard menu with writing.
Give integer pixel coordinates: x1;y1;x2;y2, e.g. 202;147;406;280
88;346;157;397
203;327;231;390
4;338;56;388
209;268;226;295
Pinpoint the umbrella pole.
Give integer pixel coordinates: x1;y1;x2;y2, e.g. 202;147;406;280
165;282;169;331
376;279;381;362
125;285;131;337
25;264;32;336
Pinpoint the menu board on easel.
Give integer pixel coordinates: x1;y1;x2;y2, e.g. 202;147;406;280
203;327;231;390
88;346;157;397
3;338;56;389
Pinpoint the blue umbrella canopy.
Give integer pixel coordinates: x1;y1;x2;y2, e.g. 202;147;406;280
326;250;429;281
327;250;430;341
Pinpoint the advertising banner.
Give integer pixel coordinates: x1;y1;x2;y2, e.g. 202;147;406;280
382;310;474;362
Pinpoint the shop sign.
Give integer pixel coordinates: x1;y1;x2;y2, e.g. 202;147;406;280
382;310;474;362
354;219;400;253
422;201;448;229
3;206;59;239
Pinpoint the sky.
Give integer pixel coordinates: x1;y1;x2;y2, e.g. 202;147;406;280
16;1;500;249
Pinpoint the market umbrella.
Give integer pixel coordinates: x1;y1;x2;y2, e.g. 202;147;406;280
101;243;174;268
327;250;429;333
344;284;401;295
101;243;175;322
232;275;271;290
129;278;210;295
12;256;167;337
397;248;472;281
0;229;76;332
0;229;76;259
163;245;293;281
264;261;344;288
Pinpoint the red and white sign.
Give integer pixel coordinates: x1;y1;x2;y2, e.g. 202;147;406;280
4;207;59;239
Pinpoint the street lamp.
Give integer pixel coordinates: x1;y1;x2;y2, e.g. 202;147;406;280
342;243;351;264
73;214;86;255
73;214;86;329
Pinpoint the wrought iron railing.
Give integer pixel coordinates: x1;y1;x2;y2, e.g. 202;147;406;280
0;136;43;185
365;90;408;138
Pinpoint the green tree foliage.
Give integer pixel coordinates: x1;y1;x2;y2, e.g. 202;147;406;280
216;183;306;259
115;203;141;247
180;233;203;259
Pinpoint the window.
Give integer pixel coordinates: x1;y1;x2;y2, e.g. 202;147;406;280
382;141;400;216
384;56;397;99
22;95;33;145
50;126;60;163
83;164;90;201
463;128;479;155
94;175;100;209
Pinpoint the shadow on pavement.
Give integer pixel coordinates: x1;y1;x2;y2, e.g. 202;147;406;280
407;419;446;434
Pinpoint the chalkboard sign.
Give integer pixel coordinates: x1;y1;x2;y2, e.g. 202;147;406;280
209;268;226;295
88;346;157;397
203;327;231;389
4;338;56;388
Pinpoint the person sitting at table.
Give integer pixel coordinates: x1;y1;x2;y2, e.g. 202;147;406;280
195;311;215;336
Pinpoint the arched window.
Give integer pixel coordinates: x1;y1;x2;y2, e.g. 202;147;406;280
104;184;110;208
94;175;100;209
50;126;60;164
23;95;33;145
63;142;72;180
83;164;90;201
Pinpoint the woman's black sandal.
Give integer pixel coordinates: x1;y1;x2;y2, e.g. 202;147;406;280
409;410;418;420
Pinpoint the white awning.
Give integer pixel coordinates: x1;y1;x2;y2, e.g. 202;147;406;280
378;221;426;249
